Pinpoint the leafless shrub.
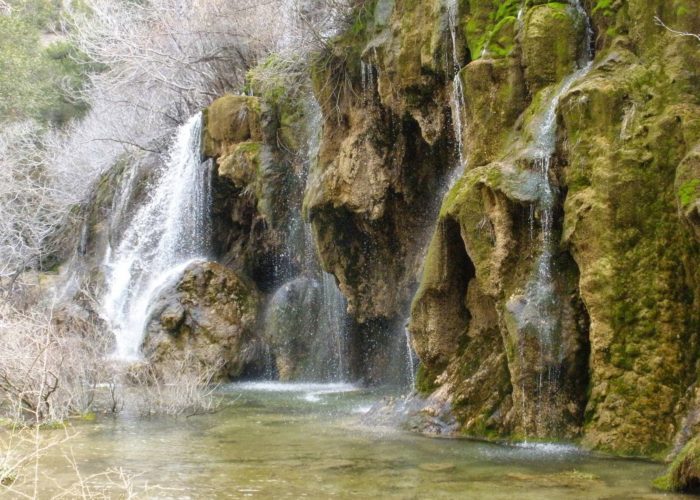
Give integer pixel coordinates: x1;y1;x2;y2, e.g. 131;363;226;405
0;122;81;283
123;357;222;417
0;301;108;423
0;424;74;498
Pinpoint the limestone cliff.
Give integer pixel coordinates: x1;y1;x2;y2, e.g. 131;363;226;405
308;0;700;458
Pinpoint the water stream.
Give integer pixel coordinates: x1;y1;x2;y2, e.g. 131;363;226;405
101;114;212;360
446;0;467;187
515;0;595;431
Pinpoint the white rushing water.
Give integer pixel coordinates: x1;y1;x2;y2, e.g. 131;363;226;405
527;0;593;358
403;325;417;388
102;114;212;360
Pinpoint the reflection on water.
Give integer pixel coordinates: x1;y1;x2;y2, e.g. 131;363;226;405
19;384;679;498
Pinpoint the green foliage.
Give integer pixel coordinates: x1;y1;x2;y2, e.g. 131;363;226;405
592;0;614;16
466;0;520;59
0;1;91;125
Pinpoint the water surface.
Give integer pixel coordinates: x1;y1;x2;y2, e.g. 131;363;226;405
30;383;682;498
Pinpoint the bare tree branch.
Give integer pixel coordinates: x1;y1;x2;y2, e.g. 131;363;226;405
655;16;700;42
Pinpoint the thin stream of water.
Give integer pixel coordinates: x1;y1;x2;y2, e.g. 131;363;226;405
516;0;595;432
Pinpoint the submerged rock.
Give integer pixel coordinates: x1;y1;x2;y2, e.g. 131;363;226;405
143;261;263;380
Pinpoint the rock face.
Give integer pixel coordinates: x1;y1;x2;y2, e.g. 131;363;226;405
304;0;455;381
415;0;699;455
308;0;700;458
203;94;305;292
143;261;262;379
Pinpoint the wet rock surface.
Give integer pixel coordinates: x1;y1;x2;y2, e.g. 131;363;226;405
143;261;262;380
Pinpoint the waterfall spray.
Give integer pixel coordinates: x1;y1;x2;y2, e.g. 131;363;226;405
263;98;349;382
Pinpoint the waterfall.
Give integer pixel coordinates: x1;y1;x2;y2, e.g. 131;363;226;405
516;0;594;432
263;98;349;382
404;325;417;388
446;0;467;187
102;113;211;360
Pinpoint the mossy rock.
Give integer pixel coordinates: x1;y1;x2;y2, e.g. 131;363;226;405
676;146;700;242
143;261;263;380
521;2;585;92
218;141;262;189
203;95;262;158
460;57;528;168
655;436;700;493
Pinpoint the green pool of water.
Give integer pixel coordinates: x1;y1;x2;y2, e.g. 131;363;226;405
11;383;685;498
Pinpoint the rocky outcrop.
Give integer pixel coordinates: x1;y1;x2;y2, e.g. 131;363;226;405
143;261;262;379
406;0;700;457
303;0;456;382
204;94;306;292
309;0;700;458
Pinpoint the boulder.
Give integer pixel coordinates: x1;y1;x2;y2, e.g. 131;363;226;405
263;276;346;381
521;3;585;92
143;261;262;380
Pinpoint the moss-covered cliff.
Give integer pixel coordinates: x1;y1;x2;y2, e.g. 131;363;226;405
307;0;700;458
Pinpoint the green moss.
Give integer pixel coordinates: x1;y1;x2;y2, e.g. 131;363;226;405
39;420;67;430
655;436;700;493
79;411;97;422
678;179;700;208
415;363;439;395
203;95;262;157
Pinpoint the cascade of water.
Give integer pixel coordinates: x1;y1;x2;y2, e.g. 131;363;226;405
264;97;349;382
449;74;467;184
361;60;376;104
446;0;467;187
102;114;211;360
519;0;594;432
320;270;348;380
404;325;417;388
